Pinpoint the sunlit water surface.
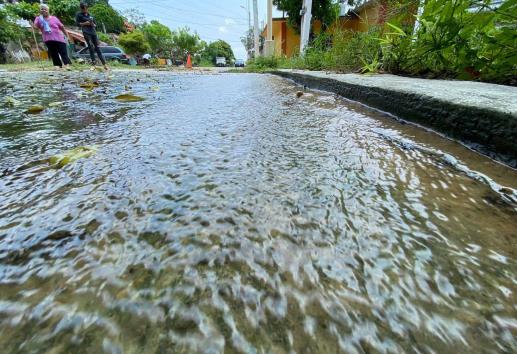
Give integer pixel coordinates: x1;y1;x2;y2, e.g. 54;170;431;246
0;72;516;354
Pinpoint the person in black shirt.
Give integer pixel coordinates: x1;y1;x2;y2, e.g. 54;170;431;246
76;3;108;70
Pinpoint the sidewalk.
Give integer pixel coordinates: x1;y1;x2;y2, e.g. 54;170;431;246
273;69;517;166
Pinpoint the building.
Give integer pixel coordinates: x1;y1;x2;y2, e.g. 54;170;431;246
260;0;391;57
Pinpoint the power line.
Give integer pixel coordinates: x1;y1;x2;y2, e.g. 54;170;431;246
111;2;249;30
110;0;249;23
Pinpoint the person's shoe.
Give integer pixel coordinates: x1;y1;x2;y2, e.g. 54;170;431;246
103;65;110;71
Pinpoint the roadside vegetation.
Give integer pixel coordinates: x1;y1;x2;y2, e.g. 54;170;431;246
248;0;516;85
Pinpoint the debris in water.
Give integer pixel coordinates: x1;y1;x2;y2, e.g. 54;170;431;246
49;146;98;168
48;101;65;108
499;187;514;195
4;96;21;107
296;91;304;98
25;105;45;114
115;94;145;102
80;80;100;90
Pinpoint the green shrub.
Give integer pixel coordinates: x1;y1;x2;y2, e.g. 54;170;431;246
118;30;150;55
239;0;515;84
97;33;114;46
252;56;280;68
381;0;516;83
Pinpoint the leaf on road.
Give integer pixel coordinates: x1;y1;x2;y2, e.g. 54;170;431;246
80;80;100;90
49;146;98;168
25;105;45;114
115;94;145;102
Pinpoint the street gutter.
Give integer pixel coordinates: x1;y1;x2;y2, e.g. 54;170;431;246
271;69;517;167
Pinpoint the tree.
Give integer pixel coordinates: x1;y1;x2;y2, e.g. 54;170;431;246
0;6;23;44
89;2;125;33
142;20;173;56
45;0;80;26
172;27;201;59
118;30;150;55
272;0;342;32
122;8;146;28
241;28;253;56
203;40;235;63
5;1;39;21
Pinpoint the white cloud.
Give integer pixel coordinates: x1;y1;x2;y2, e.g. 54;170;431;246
224;18;236;25
218;26;228;33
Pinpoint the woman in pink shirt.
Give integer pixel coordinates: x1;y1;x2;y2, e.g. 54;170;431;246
33;4;71;69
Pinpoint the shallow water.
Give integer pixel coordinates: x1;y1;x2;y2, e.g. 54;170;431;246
0;71;516;354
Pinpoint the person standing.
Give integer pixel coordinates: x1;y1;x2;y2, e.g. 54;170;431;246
76;3;108;70
33;4;71;70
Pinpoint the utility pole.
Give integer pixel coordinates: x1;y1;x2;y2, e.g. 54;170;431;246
247;0;251;36
300;0;312;54
413;0;425;36
240;1;252;59
247;0;252;59
265;0;274;56
252;0;260;58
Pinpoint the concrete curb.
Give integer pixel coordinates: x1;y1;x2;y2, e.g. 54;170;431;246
271;70;517;167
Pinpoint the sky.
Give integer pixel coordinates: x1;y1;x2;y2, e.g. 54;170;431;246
109;0;283;59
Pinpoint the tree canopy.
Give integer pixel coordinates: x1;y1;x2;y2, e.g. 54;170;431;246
0;6;24;43
118;30;150;55
122;8;146;28
142;20;173;56
89;2;125;33
12;0;123;27
203;40;235;63
272;0;343;31
172;27;202;59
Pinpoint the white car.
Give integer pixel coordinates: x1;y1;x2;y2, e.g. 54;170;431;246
215;57;226;67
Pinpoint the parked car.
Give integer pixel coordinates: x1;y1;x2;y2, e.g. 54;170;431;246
235;59;245;67
73;46;130;64
215;57;226;67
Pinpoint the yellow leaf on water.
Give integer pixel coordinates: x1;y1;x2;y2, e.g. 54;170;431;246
151;86;160;91
49;146;98;168
5;97;21;107
48;101;65;108
115;94;145;102
25;105;45;114
80;80;100;90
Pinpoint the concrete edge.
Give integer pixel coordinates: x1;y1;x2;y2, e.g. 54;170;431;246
270;70;517;167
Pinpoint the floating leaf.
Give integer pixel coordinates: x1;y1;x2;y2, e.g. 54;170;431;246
151;86;160;91
25;105;45;114
80;83;97;90
115;94;145;102
49;146;97;168
5;97;21;107
48;101;65;108
80;80;100;91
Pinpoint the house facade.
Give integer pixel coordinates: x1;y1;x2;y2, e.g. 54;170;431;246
260;0;391;57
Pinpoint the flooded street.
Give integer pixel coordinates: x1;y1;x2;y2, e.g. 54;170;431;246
0;71;516;353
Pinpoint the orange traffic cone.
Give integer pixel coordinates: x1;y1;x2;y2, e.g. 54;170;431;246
186;54;192;69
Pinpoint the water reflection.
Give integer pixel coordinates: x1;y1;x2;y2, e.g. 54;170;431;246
0;72;516;353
